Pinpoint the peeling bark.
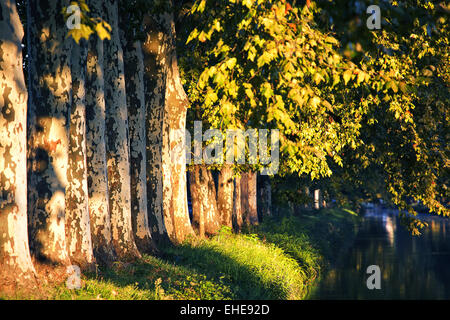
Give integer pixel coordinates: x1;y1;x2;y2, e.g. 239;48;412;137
241;172;258;226
27;0;71;265
189;165;221;236
65;39;96;271
120;12;156;254
0;0;37;285
103;0;140;260
163;14;195;242
144;5;194;244
217;165;233;228
85;0;116;266
142;13;169;245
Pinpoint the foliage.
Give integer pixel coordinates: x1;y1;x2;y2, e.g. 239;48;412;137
180;0;372;178
63;0;111;43
311;0;449;233
180;0;450;233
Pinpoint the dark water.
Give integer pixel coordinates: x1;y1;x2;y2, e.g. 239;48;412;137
308;208;450;299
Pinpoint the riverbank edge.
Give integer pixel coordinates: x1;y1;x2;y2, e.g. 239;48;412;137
0;207;360;300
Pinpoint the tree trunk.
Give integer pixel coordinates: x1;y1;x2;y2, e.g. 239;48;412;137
258;175;272;220
162;10;195;243
217;165;233;228
65;39;96;271
0;0;37;286
85;0;116;266
304;186;310;209
188;167;204;237
120;14;156;254
314;189;320;210
27;0;71;265
143;4;194;244
103;0;140;260
189;165;220;236
232;176;243;231
241;172;258;226
142;13;169;245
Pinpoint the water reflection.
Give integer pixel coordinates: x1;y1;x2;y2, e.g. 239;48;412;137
308;208;450;299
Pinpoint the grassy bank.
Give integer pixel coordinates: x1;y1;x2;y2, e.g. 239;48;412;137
1;208;359;300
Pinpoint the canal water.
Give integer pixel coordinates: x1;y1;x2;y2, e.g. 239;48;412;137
307;208;450;299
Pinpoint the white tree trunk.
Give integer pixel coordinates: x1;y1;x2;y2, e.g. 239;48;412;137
144;6;194;244
103;0;140;260
142;13;169;245
85;0;116;265
27;0;71;265
0;0;37;286
65;39;96;270
162;9;195;243
120;13;156;253
314;189;320;210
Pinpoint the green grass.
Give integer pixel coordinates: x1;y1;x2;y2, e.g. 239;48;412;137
1;207;359;300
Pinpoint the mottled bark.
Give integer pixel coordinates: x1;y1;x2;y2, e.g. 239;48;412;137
27;0;71;265
85;0;116;265
163;36;195;242
120;14;156;254
65;40;95;270
217;165;233;228
0;0;37;285
142;13;169;244
258;175;272;220
241;172;258;226
189;165;220;236
143;6;194;244
103;0;140;260
232;176;243;231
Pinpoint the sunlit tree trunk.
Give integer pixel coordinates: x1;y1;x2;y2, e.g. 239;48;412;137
0;0;37;286
103;0;140;260
217;165;233;228
144;4;194;244
241;171;258;225
142;13;169;245
233;176;243;231
189;165;220;236
162;7;195;243
65;39;96;270
314;189;320;210
120;14;156;254
85;0;116;265
27;0;71;265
